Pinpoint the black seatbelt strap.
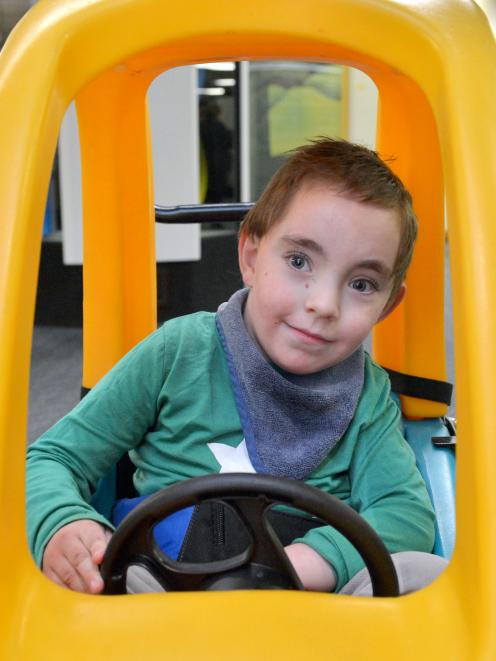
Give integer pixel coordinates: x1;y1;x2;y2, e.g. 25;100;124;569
384;368;453;405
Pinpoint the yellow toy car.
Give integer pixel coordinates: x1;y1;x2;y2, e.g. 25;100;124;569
0;0;495;658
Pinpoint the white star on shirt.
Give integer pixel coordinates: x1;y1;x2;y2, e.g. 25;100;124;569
207;439;257;473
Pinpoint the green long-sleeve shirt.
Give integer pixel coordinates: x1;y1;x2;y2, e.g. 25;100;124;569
26;311;435;590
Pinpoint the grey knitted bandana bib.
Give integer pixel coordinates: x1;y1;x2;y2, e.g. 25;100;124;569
215;288;365;479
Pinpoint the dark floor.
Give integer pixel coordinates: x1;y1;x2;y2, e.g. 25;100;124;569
28;326;82;441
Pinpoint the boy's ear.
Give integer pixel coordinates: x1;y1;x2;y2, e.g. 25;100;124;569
377;283;406;322
238;232;260;287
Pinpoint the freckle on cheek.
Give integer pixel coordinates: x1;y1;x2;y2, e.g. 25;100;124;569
305;283;309;289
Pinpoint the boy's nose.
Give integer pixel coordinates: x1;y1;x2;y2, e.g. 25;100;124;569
304;282;340;319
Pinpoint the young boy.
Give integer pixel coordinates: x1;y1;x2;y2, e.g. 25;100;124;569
27;138;446;596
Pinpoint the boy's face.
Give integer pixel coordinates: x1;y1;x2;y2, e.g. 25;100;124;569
238;182;406;375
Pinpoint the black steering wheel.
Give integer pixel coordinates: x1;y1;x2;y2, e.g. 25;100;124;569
100;473;399;596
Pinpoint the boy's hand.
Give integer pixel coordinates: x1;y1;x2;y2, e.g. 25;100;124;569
285;543;337;592
42;519;112;594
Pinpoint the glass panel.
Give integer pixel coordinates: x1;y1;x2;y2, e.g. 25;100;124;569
249;61;348;198
197;63;240;204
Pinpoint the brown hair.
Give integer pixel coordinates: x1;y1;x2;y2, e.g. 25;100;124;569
240;138;417;297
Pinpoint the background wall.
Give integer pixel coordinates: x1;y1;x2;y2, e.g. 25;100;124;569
0;0;31;47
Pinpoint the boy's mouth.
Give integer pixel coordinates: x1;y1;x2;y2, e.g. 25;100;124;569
286;324;332;344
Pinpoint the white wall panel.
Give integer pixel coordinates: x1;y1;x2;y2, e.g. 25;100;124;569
59;66;200;265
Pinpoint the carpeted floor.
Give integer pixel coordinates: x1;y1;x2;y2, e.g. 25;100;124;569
28;326;82;442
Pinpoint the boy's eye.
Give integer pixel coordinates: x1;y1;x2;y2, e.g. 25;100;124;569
350;278;377;293
288;253;310;271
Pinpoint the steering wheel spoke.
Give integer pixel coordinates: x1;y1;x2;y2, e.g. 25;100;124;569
226;497;303;588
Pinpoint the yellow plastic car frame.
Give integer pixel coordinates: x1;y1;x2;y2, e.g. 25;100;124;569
1;0;496;658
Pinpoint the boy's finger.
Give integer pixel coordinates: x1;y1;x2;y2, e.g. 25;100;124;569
46;555;88;593
43;565;69;590
73;553;104;594
87;572;105;594
64;539;103;593
89;537;109;565
80;524;112;564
